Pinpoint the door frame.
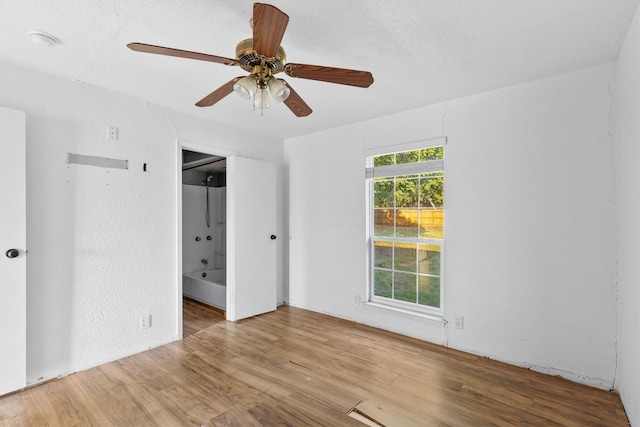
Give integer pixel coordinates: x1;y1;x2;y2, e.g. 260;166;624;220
175;140;236;338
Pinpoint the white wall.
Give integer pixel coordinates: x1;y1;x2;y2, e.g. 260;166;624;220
286;63;617;388
0;60;285;383
613;6;640;425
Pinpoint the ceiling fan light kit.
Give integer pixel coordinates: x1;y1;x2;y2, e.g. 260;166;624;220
267;78;290;102
127;3;373;117
253;87;270;111
233;75;257;100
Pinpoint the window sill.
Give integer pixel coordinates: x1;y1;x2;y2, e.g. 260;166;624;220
363;301;446;327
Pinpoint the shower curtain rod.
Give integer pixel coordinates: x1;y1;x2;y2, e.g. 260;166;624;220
182;157;225;172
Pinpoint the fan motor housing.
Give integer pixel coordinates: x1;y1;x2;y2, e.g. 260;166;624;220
235;38;286;73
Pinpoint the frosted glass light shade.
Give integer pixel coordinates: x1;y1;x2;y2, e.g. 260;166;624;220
233;75;256;99
268;78;290;102
253;87;271;109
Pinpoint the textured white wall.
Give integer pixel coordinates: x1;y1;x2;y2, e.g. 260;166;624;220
286;63;617;388
613;6;640;425
0;60;284;383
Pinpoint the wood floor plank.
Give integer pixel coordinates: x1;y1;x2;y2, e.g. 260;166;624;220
452;385;561;426
0;393;24;424
229;356;363;415
355;398;442;427
208;404;263;427
183;297;225;338
0;304;630;426
248;391;365;427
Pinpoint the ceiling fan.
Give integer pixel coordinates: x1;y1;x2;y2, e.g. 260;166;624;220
127;3;374;117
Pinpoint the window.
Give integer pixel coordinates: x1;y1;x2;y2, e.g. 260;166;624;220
366;140;444;315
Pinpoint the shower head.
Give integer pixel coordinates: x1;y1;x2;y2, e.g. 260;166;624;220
202;174;214;186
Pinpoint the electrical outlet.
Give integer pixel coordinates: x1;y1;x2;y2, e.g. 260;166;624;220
140;314;152;330
454;315;464;329
455;315;464;329
354;293;361;304
107;125;118;140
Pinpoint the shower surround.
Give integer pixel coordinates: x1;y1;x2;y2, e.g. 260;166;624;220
182;184;226;308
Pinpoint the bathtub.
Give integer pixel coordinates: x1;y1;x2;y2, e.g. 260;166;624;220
183;268;226;311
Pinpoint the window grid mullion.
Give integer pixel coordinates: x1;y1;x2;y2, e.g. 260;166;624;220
415;245;419;304
392;176;397;301
391;242;395;300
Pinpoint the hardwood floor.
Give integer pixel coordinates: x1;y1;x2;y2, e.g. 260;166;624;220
183;297;225;338
0;305;629;426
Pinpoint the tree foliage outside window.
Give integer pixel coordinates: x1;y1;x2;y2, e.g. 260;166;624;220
369;145;444;312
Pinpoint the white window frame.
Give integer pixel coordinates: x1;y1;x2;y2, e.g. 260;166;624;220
365;137;446;317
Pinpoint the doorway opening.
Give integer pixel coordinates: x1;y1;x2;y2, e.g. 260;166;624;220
177;142;277;335
180;149;227;336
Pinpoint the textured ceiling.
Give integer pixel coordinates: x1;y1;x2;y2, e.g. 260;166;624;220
0;0;638;140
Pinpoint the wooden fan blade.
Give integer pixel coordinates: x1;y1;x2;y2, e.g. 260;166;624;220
196;77;242;107
285;63;374;88
252;3;289;58
128;43;237;65
283;81;312;117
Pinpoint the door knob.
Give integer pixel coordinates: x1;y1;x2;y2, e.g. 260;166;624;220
270;235;277;240
5;249;19;259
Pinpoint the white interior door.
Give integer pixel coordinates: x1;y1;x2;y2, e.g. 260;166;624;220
0;107;27;395
226;156;277;321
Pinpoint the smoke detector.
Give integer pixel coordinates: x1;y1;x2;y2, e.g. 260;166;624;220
29;31;58;48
